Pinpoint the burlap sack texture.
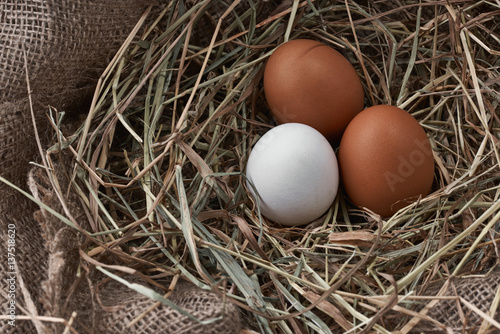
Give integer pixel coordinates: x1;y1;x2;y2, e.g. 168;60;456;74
408;274;500;333
1;1;499;333
0;1;241;333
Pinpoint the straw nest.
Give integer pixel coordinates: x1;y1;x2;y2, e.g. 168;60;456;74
37;0;499;333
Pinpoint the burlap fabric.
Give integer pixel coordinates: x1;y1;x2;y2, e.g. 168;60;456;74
0;1;241;333
407;274;500;333
2;1;499;333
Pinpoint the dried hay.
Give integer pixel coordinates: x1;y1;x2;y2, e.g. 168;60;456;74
15;0;500;333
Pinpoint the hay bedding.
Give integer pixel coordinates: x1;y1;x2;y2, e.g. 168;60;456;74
1;0;499;333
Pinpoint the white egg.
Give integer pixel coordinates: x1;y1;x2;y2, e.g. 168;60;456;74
246;123;339;226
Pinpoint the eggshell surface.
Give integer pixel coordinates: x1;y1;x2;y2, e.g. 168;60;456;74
246;123;339;226
338;105;434;217
264;39;364;144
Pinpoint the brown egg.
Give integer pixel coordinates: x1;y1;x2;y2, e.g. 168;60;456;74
338;105;434;217
263;39;364;144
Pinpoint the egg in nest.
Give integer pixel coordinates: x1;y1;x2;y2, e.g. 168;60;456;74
246;123;339;226
338;105;435;217
263;39;364;144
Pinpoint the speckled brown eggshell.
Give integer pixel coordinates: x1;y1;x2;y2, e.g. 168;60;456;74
263;39;364;144
338;105;435;217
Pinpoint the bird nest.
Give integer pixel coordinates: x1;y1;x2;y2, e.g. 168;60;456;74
37;1;500;333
